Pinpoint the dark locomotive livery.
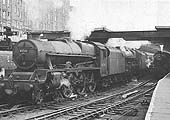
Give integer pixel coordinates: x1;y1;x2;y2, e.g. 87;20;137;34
0;36;150;104
150;51;170;78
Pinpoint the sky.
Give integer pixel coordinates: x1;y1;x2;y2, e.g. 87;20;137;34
69;0;170;40
22;0;170;48
23;0;170;40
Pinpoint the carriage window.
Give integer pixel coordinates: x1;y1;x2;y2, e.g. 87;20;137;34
102;49;107;58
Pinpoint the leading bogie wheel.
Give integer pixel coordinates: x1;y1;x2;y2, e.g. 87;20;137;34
88;82;96;93
61;85;73;98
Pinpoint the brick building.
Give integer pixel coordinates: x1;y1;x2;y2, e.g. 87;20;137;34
55;0;70;31
0;0;32;32
0;0;71;39
0;0;12;31
36;0;70;31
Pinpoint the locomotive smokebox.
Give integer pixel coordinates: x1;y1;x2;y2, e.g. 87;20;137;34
13;39;82;70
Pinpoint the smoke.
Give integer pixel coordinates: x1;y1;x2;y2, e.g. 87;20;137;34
68;0;105;39
106;38;150;49
68;0;157;40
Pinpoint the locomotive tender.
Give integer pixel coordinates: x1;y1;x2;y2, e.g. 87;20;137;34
0;35;149;104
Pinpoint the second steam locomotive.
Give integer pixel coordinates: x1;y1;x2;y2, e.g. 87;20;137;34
150;50;170;78
0;33;150;104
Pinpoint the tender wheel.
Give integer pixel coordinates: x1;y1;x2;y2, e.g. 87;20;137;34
76;84;86;95
32;90;44;104
102;80;109;88
0;89;5;100
53;88;63;100
61;85;73;98
87;73;96;93
88;82;96;93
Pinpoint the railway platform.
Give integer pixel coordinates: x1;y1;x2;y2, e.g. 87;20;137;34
145;72;170;120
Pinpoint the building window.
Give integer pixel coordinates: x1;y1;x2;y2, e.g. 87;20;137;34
3;11;6;19
8;12;10;20
15;5;17;13
0;8;1;19
3;0;5;4
15;22;17;28
7;0;10;6
18;9;19;17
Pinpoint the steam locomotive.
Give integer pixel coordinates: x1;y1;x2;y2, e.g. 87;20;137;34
150;51;170;78
0;34;150;104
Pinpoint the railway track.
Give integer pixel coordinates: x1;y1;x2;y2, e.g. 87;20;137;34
23;80;154;120
68;87;154;120
0;104;9;110
0;104;39;117
0;80;153;119
0;99;63;117
109;99;151;120
0;100;37;111
95;88;154;120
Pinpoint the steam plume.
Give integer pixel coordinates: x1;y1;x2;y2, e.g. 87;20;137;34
68;0;157;40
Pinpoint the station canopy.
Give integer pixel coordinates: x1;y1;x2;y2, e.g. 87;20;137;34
88;26;170;44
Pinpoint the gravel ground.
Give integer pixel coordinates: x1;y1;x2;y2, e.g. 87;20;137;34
109;100;150;120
